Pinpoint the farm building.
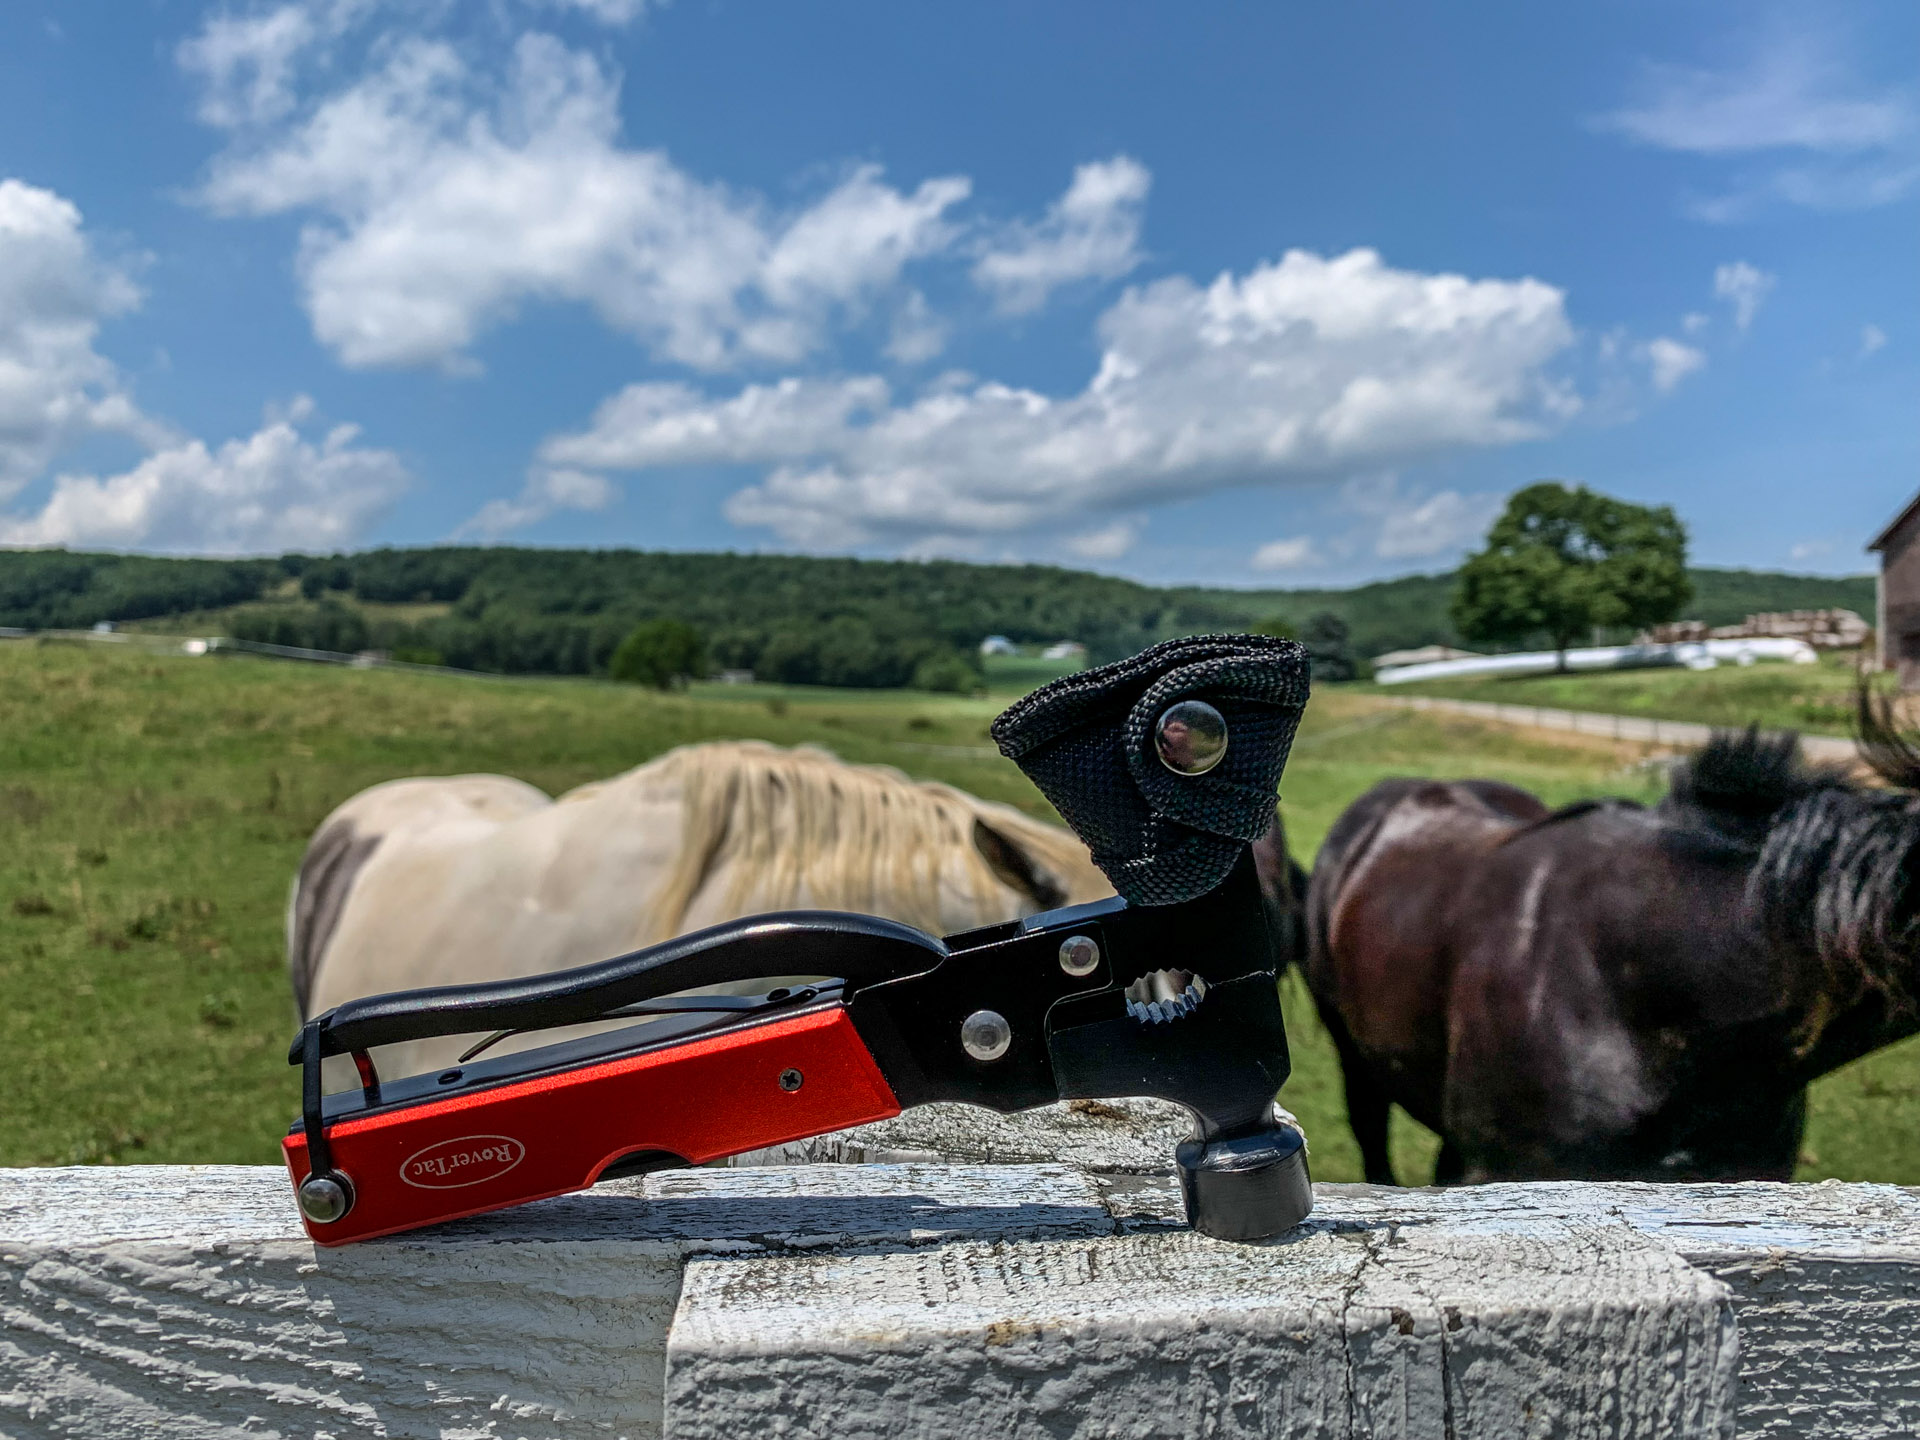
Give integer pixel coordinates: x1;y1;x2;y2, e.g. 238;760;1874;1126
1871;491;1920;688
1643;610;1868;649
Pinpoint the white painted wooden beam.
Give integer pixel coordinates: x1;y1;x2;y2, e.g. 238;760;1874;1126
3;1165;1917;1438
666;1206;1734;1439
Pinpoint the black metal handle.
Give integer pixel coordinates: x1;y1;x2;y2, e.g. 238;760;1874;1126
294;911;946;1061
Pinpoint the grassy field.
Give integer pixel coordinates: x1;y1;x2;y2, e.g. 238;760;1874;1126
3;638;1917;1186
1373;649;1873;736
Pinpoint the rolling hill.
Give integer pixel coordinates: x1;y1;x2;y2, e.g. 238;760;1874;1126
0;545;1877;683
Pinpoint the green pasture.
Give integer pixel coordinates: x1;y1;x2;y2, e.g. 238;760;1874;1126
2;639;1916;1186
1374;648;1871;736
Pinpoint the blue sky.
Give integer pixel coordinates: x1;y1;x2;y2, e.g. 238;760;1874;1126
0;1;1912;584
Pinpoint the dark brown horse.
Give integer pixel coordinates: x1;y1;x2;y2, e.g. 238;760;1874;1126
1304;700;1920;1184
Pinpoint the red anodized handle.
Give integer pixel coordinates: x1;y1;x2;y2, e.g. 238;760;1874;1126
282;1005;900;1246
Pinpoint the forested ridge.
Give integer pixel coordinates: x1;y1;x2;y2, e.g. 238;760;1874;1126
0;546;1877;684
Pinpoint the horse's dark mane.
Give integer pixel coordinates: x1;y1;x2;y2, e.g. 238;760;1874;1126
1660;726;1844;848
1745;686;1920;1014
1855;684;1920;791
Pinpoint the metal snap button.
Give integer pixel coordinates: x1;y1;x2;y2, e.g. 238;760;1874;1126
1155;700;1228;775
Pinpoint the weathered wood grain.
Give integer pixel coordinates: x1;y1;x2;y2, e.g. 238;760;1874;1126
0;1164;1118;1439
664;1206;1737;1440
3;1167;1918;1439
1318;1181;1920;1440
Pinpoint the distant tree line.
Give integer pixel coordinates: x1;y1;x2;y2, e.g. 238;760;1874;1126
0;551;280;629
0;540;1877;687
0;547;1262;688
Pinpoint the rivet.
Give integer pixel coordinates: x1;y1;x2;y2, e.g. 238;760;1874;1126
961;1010;1012;1062
298;1174;352;1224
1058;934;1100;978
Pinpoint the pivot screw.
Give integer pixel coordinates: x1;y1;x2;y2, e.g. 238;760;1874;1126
961;1010;1012;1062
298;1174;352;1225
1058;934;1100;978
778;1068;804;1092
1154;700;1228;776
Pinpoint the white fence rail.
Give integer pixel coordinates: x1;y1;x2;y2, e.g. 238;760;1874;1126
10;629;1866;772
1374;639;1819;686
3;626;545;683
1377;693;1861;767
4;1160;1918;1438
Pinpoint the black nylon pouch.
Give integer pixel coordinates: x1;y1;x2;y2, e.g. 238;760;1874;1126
989;634;1311;906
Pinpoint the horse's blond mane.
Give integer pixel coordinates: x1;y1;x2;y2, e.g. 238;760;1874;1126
629;741;1091;944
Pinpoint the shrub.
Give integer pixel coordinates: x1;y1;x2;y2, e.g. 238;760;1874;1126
1302;611;1357;682
609;619;707;689
912;651;983;694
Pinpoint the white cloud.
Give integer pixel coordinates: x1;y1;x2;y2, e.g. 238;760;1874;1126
545;247;1578;549
1724;159;1920;217
1064;518;1139;561
1861;322;1889;356
176;4;325;128
0;174;405;554
761;168;968;311
1682;311;1710;334
972;156;1150;315
1642;336;1707;393
190;30;970;371
1600;45;1910;154
0;179;167;504
1713;261;1775;329
1251;536;1317;572
1790;539;1834;562
0;406;408;553
535;0;656;24
1338;477;1505;561
548;376;891;471
180;11;1176;380
884;291;947;365
1596;26;1918;217
176;0;658;136
454;465;616;539
1375;489;1502;560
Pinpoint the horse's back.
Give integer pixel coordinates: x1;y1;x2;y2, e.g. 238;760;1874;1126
300;758;695;1020
1308;777;1547;982
288;774;552;1016
1324;786;1787;1178
294;741;1111;1078
1304;778;1551;1126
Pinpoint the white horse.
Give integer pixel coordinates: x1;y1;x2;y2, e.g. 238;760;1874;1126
291;741;1111;1080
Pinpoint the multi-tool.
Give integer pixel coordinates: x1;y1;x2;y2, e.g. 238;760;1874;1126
284;634;1314;1245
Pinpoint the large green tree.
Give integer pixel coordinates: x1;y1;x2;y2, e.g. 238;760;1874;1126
609;619;708;689
1452;483;1690;666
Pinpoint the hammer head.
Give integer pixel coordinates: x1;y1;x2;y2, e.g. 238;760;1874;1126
989;634;1314;1240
